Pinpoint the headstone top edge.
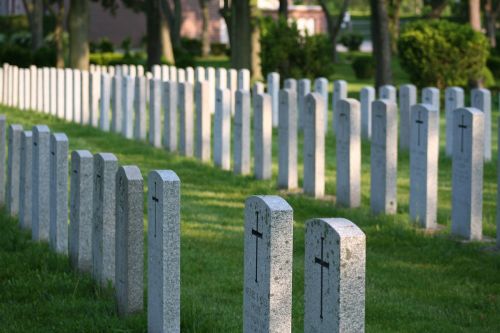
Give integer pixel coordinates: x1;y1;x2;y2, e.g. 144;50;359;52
455;107;485;117
72;150;93;158
119;165;143;181
52;133;68;141
10;124;23;131
306;218;365;238
245;195;293;212
32;125;50;132
22;131;33;137
94;152;118;161
149;170;180;183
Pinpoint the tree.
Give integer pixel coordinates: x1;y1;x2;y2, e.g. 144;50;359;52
423;0;449;19
44;0;65;68
160;0;182;49
370;0;392;87
199;0;211;56
387;0;401;53
484;0;500;47
219;0;233;47
469;0;481;31
68;0;90;70
318;0;349;63
21;0;44;51
146;0;162;68
279;0;288;19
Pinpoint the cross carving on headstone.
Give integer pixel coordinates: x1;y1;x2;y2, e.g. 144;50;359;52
458;114;467;153
314;236;329;320
415;111;424;146
152;182;159;238
251;211;263;283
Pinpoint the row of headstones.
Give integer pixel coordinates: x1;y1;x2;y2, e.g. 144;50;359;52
1;116;367;332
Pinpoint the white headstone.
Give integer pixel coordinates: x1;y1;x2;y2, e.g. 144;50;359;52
267;72;280;128
163;81;178;152
314;77;329;134
445;87;464;157
254;93;272;180
278;89;298;189
379;84;397;103
195;81;211;161
122;76;135;139
399;84;417;150
298;79;311;131
234;90;251;175
471;88;491;161
134;76;147;140
179;82;194;157
360;86;375;140
32;125;51;241
333;80;348;135
100;74;111;131
214;88;231;170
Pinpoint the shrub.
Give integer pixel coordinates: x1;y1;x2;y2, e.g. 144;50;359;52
33;45;56;67
398;20;489;89
172;47;196;68
260;17;334;80
0;44;32;67
181;38;202;57
339;32;364;51
89;52;123;65
352;55;374;79
210;42;228;56
98;38;114;53
487;55;500;78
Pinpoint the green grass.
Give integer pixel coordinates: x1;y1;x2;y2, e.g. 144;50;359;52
0;94;499;332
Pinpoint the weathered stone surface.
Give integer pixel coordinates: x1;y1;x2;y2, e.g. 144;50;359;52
379;84;396;103
243;195;293;333
147;170;181;333
134;76;147;140
399;84;416;150
179;82;194;157
32;125;51;241
149;79;162;148
278;89;298;189
332;80;347;135
471;88;491;161
214;88;231;170
451;107;484;240
314;77;329;134
100;74;111;131
445;87;464;157
254;93;272;180
298;79;311;131
234;90;251;175
195;81;211;161
111;75;123;133
122;76;135;139
304;218;366;333
267;72;280;128
163;81;178;152
19;130;32;230
360;86;375;140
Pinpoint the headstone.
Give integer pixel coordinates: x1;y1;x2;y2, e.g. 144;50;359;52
303;93;325;198
19;131;33;230
243;195;293;333
304;218;366;333
278;89;298;189
32;125;51;241
194;66;205;83
134;76;147;140
254;93;272;180
122;76;135;139
0;116;6;205
283;78;297;92
50;68;58;114
90;72;101;127
152;65;162;79
147;170;181;333
214;88;231;170
422;87;440;111
163;81;178;152
445;87;464;157
228;69;238;116
360;86;375;140
92;153;118;286
81;70;90;124
69;150;94;272
42;67;50;113
195;81;211;161
73;69;82;123
252;82;264;108
149;79;162;148
471;88;491;161
179;82;194;157
332;80;347;135
100;74;111;131
451;107;484;240
169;66;177;82
161;65;169;81
298;79;311;131
186;67;195;85
234;90;251;175
115;165;144;316
336;99;361;208
267;72;280;128
6;124;23;216
371;100;398;214
111;75;123;133
314;77;329;134
206;67;216;114
64;69;74;121
379;84;397;103
399;84;417;150
18;68;25;110
238;69;250;91
177;68;186;83
30;66;37;110
409;104;439;229
56;69;65;119
49;133;69;254
216;68;227;90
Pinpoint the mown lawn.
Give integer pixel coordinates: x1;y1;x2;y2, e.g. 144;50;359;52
0;76;499;332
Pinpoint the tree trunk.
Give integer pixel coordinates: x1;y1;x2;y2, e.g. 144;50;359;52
250;17;262;80
160;11;175;64
68;0;89;70
319;0;349;63
278;0;288;19
424;0;448;19
199;0;211;56
388;0;401;54
370;0;392;88
146;0;162;69
484;0;500;47
32;0;44;50
469;0;481;31
172;0;182;48
55;0;65;68
231;0;251;70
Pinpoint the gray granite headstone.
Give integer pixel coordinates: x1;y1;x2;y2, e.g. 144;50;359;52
238;69;250;91
278;89;298;189
100;74;111;132
451;107;484;240
234;90;251;175
111;75;123;133
195;81;211;162
360;86;375;140
163;81;178;152
371;100;398;214
149;79;162;148
314;77;329;134
214;88;231;170
471;88;491;161
122;76;135;139
69;150;94;272
32;125;51;241
115;165;144;316
303;92;325;198
304;218;365;333
422;87;440;111
254;93;272;180
0;115;6;205
409;104;439;229
179;82;194;157
336;99;361;208
444;87;464;157
298;79;311;131
379;84;396;103
332;80;347;135
147;170;181;333
267;72;280;128
134;76;147;140
49;133;68;254
19;131;32;230
243;195;293;333
92;153;118;286
399;84;417;150
284;78;297;92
